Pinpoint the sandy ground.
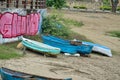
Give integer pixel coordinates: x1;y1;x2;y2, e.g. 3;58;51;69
0;11;120;80
62;11;120;53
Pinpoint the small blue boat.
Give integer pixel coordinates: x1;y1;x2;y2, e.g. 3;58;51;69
42;35;112;57
0;67;72;80
41;35;93;55
22;38;61;56
82;41;112;57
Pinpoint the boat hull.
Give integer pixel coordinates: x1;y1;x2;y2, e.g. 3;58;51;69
0;67;72;80
43;35;112;57
22;38;60;55
41;35;93;55
82;41;112;57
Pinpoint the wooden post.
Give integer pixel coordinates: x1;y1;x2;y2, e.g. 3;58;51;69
24;0;27;9
16;0;19;8
23;46;26;55
6;0;9;8
44;0;46;8
38;0;40;9
35;0;38;9
30;0;33;9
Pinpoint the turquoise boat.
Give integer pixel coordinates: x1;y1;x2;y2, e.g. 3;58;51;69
41;35;93;55
0;67;72;80
22;38;61;56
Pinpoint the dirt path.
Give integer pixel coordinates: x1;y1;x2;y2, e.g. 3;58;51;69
0;11;120;80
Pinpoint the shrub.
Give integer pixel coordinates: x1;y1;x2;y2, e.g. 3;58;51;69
103;0;110;6
73;6;79;9
41;15;71;38
79;6;87;9
63;5;70;8
100;6;111;10
46;0;66;9
117;6;120;11
46;0;54;7
73;6;87;9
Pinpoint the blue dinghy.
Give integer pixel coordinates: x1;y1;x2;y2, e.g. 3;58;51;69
22;38;61;56
41;35;93;55
82;41;112;57
42;35;112;57
0;67;72;80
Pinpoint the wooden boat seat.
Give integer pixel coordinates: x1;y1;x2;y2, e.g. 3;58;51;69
70;41;82;45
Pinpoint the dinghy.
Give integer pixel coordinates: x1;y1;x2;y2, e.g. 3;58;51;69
22;38;61;56
42;35;112;57
82;41;112;57
41;35;93;55
0;67;72;80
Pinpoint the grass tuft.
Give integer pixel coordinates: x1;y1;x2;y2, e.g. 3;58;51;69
58;17;84;27
0;42;23;59
107;31;120;38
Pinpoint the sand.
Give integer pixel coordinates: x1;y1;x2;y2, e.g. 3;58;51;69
0;10;120;80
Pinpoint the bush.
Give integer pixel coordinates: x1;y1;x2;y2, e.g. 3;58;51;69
63;5;70;8
46;0;54;7
73;6;87;9
117;6;120;11
103;0;110;6
100;6;111;10
79;6;87;9
41;15;71;38
46;0;66;9
73;6;79;9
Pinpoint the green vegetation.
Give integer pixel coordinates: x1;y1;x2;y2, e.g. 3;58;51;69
107;31;120;38
103;0;110;6
46;0;66;9
100;6;120;11
41;14;90;40
49;10;84;27
41;15;71;38
73;5;87;9
100;6;111;10
58;17;84;27
63;4;70;8
41;12;91;41
117;6;120;11
0;42;22;59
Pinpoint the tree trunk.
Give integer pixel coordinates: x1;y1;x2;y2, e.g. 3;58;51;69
111;0;119;13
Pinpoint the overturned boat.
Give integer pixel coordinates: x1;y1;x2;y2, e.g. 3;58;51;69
0;67;72;80
41;35;93;55
22;38;61;56
41;35;112;57
82;41;112;57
